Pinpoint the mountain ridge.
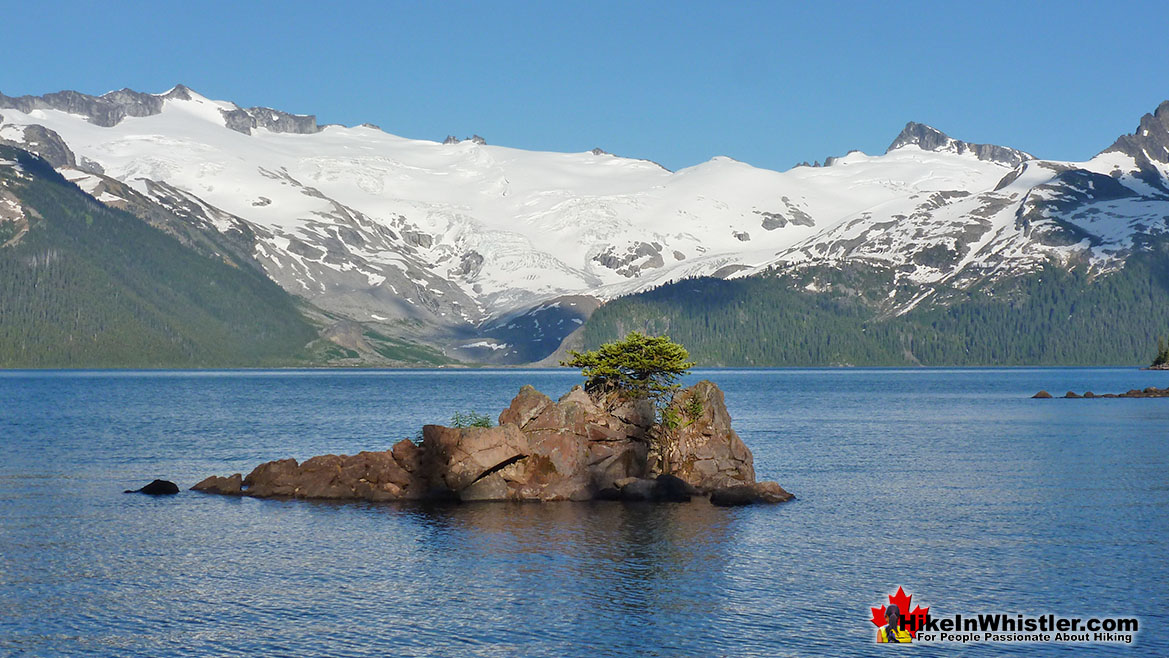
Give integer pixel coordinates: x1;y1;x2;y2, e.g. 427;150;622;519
2;86;1168;365
885;121;1034;168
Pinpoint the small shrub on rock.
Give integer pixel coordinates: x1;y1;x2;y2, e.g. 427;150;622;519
451;411;493;428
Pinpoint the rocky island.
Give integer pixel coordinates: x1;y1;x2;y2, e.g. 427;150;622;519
193;379;791;506
196;333;791;506
1033;386;1169;399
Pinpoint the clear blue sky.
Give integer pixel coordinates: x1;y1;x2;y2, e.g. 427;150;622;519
4;0;1166;171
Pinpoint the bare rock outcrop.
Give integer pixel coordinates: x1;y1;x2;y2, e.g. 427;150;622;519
1033;386;1169;399
193;381;792;505
651;381;756;491
193;439;424;500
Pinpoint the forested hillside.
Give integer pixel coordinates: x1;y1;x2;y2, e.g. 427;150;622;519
0;146;318;367
580;246;1169;366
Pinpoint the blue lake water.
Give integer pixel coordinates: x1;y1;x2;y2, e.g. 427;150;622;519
0;368;1166;656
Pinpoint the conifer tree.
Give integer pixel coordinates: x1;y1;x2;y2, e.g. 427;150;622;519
562;331;694;402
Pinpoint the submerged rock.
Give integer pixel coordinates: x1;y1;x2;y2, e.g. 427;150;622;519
125;479;179;495
710;482;795;507
194;381;792;506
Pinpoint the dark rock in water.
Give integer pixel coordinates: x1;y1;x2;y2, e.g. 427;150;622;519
652;474;698;502
1036;387;1169;400
125;479;179;495
617;478;656;501
710;482;794;507
611;475;697;502
1032;390;1053;399
594;487;621;501
195;381;792;505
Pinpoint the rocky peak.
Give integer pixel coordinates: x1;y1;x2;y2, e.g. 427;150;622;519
1101;100;1169;165
440;134;488;145
0;88;163;128
0;85;321;136
162;84;195;101
886;121;1033;168
220;106;320;136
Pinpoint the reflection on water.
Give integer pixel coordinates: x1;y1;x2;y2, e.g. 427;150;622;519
1;368;1167;656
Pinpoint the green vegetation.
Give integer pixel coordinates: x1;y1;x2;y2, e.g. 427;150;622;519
0;219;18;244
0;146;318;367
562;331;695;401
450;410;494;428
1154;336;1169;367
313;342;360;360
362;330;454;366
580;242;1169;366
657;391;705;431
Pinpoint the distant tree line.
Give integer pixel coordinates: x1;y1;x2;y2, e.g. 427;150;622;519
0;146;317;367
580;243;1169;367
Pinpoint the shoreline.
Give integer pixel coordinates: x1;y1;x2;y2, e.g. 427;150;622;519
1;364;1167;374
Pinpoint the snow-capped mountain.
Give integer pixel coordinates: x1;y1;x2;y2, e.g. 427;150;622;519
746;105;1169;312
2;86;1167;362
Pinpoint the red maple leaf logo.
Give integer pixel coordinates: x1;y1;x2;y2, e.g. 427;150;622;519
870;586;930;638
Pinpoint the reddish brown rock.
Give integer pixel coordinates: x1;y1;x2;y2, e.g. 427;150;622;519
191;473;242;495
423;423;529;492
194;380;790;505
234;449;427;500
390;438;421;473
243;458;301;497
498;385;552;427
650;381;755;492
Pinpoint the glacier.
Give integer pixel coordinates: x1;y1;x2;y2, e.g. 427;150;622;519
2;86;1167;363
